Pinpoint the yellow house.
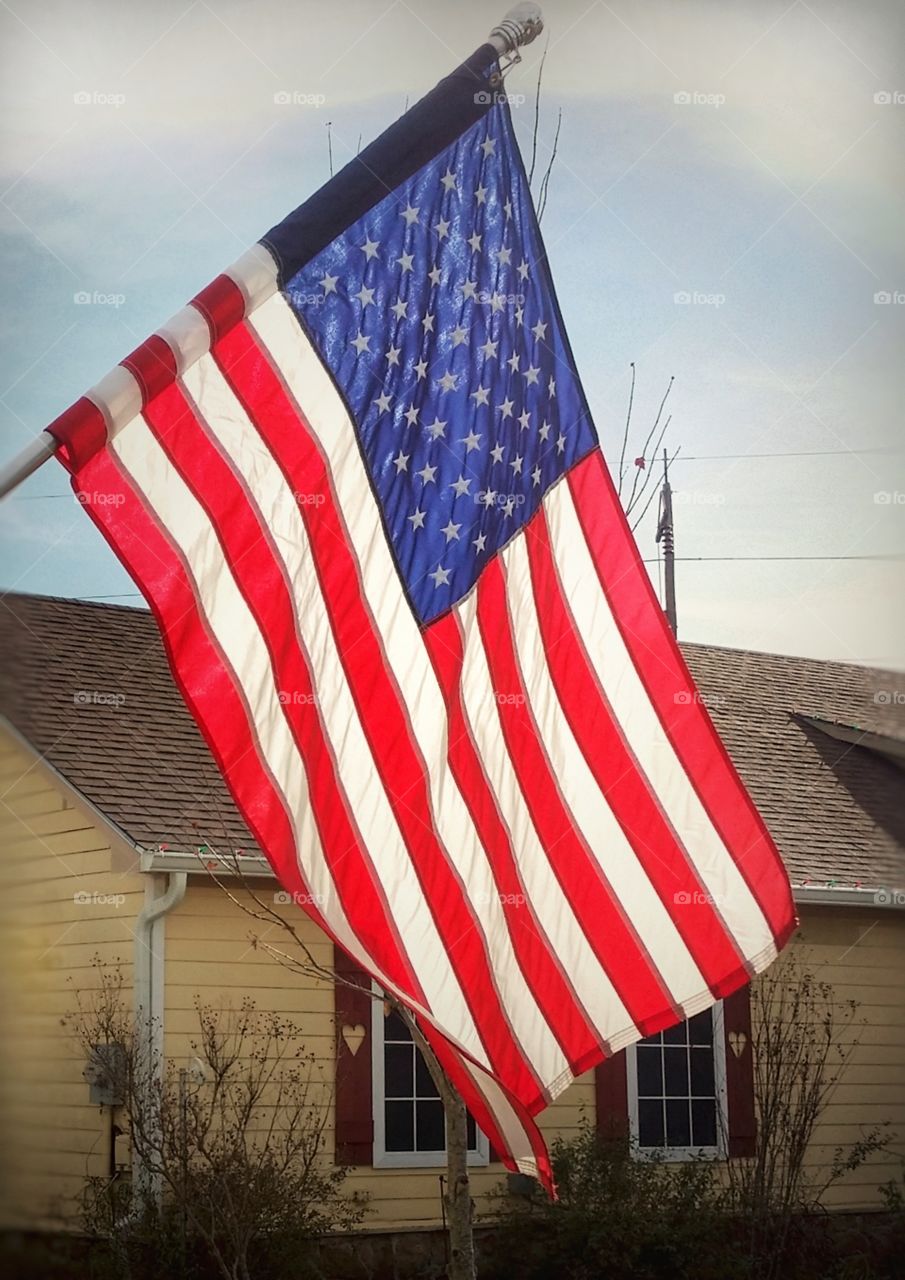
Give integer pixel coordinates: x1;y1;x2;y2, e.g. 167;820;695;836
1;592;903;1241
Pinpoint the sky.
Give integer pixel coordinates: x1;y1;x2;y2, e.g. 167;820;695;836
0;0;903;668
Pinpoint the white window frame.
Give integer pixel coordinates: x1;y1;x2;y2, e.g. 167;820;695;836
626;1001;729;1162
371;986;490;1169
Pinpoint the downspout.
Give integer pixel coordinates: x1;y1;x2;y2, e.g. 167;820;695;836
133;871;188;1206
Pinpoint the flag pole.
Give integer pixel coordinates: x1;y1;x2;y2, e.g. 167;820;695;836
655;446;678;635
0;5;542;505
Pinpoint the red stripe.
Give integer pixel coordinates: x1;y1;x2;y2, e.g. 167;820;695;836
522;508;750;999
207;316;546;1108
139;378;425;1004
475;558;681;1037
47;397;107;471
190;275;246;343
423;612;605;1069
121;334;179;405
69;445;344;951
567;451;796;948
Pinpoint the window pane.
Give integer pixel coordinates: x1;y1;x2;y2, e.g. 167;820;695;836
687;1008;713;1046
690;1046;715;1097
664;1046;689;1097
638;1098;664;1147
466;1112;477;1150
663;1020;687;1046
415;1099;445;1152
691;1099;717;1148
385;1043;413;1098
665;1099;691;1147
415;1048;440;1099
384;1008;412;1042
385;1100;414;1152
636;1045;663;1096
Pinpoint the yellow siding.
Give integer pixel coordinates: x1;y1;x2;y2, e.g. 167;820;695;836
0;729;146;1232
162;880;595;1229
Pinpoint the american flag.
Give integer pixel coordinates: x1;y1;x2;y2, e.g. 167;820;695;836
49;47;795;1187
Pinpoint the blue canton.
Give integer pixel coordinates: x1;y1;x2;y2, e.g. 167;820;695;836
284;101;597;626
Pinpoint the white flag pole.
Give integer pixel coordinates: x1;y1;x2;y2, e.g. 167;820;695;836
0;5;543;503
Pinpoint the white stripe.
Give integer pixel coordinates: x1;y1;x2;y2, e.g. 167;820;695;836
502;533;708;1015
177;351;491;1065
229;297;571;1088
454;586;641;1054
224;243;279;310
546;479;777;964
108;412;486;1063
457;1057;541;1177
88;365;142;435
156;305;212;374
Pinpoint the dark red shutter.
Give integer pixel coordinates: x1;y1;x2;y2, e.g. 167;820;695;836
595;1051;629;1140
723;985;756;1157
333;944;374;1165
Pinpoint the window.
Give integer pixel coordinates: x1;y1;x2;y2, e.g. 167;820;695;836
371;996;489;1168
626;1004;728;1159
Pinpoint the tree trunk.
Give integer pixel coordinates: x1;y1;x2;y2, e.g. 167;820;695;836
400;1007;476;1280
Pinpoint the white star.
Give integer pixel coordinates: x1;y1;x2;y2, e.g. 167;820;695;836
462;430;481;453
374;391;392;414
417;462;437;484
429;564;451;588
451;475;472;497
502;497;516;517
386;344;401;366
426;416;447;439
515;306;524;327
393;450;409;473
319;272;338;294
481;136;496;157
479;337;498;359
503;198;513;220
511;455;523;474
441;167;458;193
473;532;487;553
556;433;566;454
531;466;542;486
481;489;497;507
361;238;380;259
475;184;488;205
403;404;419;427
498;397;514;419
490;443;504;464
435;217;450;239
350;331;370;355
438;371;457;393
507;352;520;373
396;250;414;272
401;203;420;225
471;385;490;406
408;509;426;531
496;245;512;266
391;297;408;320
524;364;540;385
422;313;435;333
450;325;469;347
548;377;556;397
428;264;442;286
517;260;529;281
441;518;462;543
461;280;478;300
355;284;375;307
518;409;531;430
490;292;506;313
539;420;551;441
414;359;428;380
532;320;548;341
467;231;482;252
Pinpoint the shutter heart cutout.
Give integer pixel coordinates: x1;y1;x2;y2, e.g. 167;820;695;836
727;1031;747;1058
341;1023;366;1056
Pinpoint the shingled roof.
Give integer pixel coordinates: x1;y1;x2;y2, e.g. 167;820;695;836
1;591;903;891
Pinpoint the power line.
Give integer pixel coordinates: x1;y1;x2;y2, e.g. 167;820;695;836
641;554;904;563
672;448;901;461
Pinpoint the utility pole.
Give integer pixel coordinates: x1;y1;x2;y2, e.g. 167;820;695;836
655;447;677;636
